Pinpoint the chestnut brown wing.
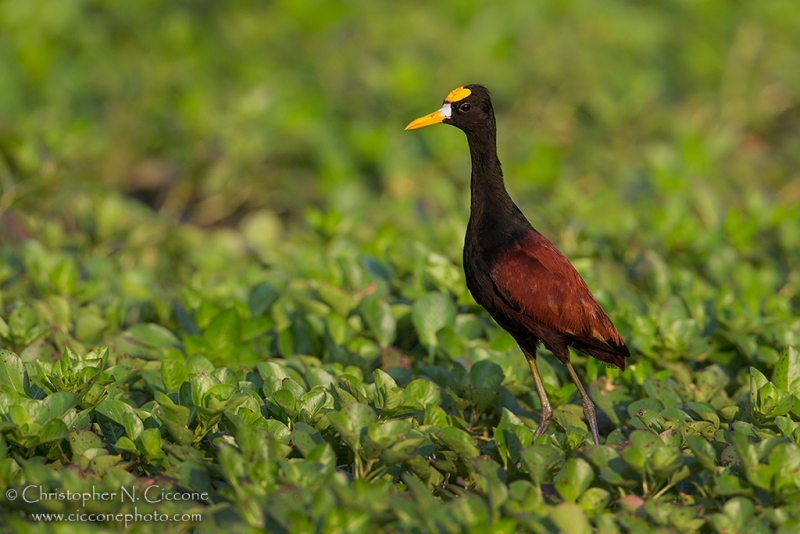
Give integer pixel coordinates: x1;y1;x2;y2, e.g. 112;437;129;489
489;231;628;359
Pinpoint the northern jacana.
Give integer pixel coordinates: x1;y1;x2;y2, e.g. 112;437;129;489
406;85;629;445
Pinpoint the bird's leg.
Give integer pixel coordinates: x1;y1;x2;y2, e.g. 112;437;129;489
564;360;600;445
524;352;553;439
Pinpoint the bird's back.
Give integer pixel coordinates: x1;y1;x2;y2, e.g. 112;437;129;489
465;223;629;370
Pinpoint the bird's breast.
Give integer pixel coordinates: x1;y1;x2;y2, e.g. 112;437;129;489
463;240;493;305
463;231;516;319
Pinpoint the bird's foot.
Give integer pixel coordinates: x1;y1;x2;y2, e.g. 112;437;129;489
582;399;601;445
533;409;553;440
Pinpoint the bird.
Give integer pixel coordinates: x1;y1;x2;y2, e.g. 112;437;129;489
406;85;629;445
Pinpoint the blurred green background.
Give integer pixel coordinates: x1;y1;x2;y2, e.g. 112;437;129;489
3;0;800;361
1;0;799;357
2;0;799;228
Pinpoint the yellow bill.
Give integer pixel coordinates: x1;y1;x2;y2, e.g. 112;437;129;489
405;108;448;130
405;86;472;130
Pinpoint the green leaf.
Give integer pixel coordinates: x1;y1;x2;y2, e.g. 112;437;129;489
95;399;139;427
43;391;77;418
114;436;139;455
38;419;69;444
472;456;509;513
372;368;407;414
360;296;396;348
122;411;144;441
756;382;794;418
258;361;289;381
137;427;164;461
0;350;27;396
774;346;800;397
578;487;611;514
406;379;441;408
264;419;291;444
686;435;717;471
363;419;411;460
588;378;626;427
437;427;479;460
554;458;594;502
495;408;534;467
723;497;755;526
713;473;752;497
190;372;216;407
70;429;106;456
273;388;298;419
412;292;456;349
204;309;241;351
643;378;683;409
775;415;798;439
550;502;592;534
381;436;429;466
750;367;769;412
187;355;215;374
629;429;660;453
328;403;376;455
686;401;720;428
153;391;191;426
318;283;358;317
162;358;189;393
292;422;326;457
469;360;504;390
153;393;193;446
280;375;306;398
8;305;47;346
204;384;238;410
249;282;280;317
650;443;683;482
627;398;664;419
520;445;563;487
125;323;180;348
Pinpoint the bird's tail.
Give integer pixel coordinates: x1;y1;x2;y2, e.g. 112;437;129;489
575;343;629;371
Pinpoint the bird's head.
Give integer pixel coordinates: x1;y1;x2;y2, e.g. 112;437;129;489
405;84;494;134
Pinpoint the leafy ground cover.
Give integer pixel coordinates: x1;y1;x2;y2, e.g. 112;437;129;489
1;0;800;532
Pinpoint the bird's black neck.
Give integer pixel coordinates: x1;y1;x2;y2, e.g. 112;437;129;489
465;125;528;235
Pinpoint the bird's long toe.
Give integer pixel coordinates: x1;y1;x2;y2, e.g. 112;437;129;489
533;406;553;439
582;399;600;445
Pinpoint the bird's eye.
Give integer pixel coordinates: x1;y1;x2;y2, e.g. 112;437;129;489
459;103;472;112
